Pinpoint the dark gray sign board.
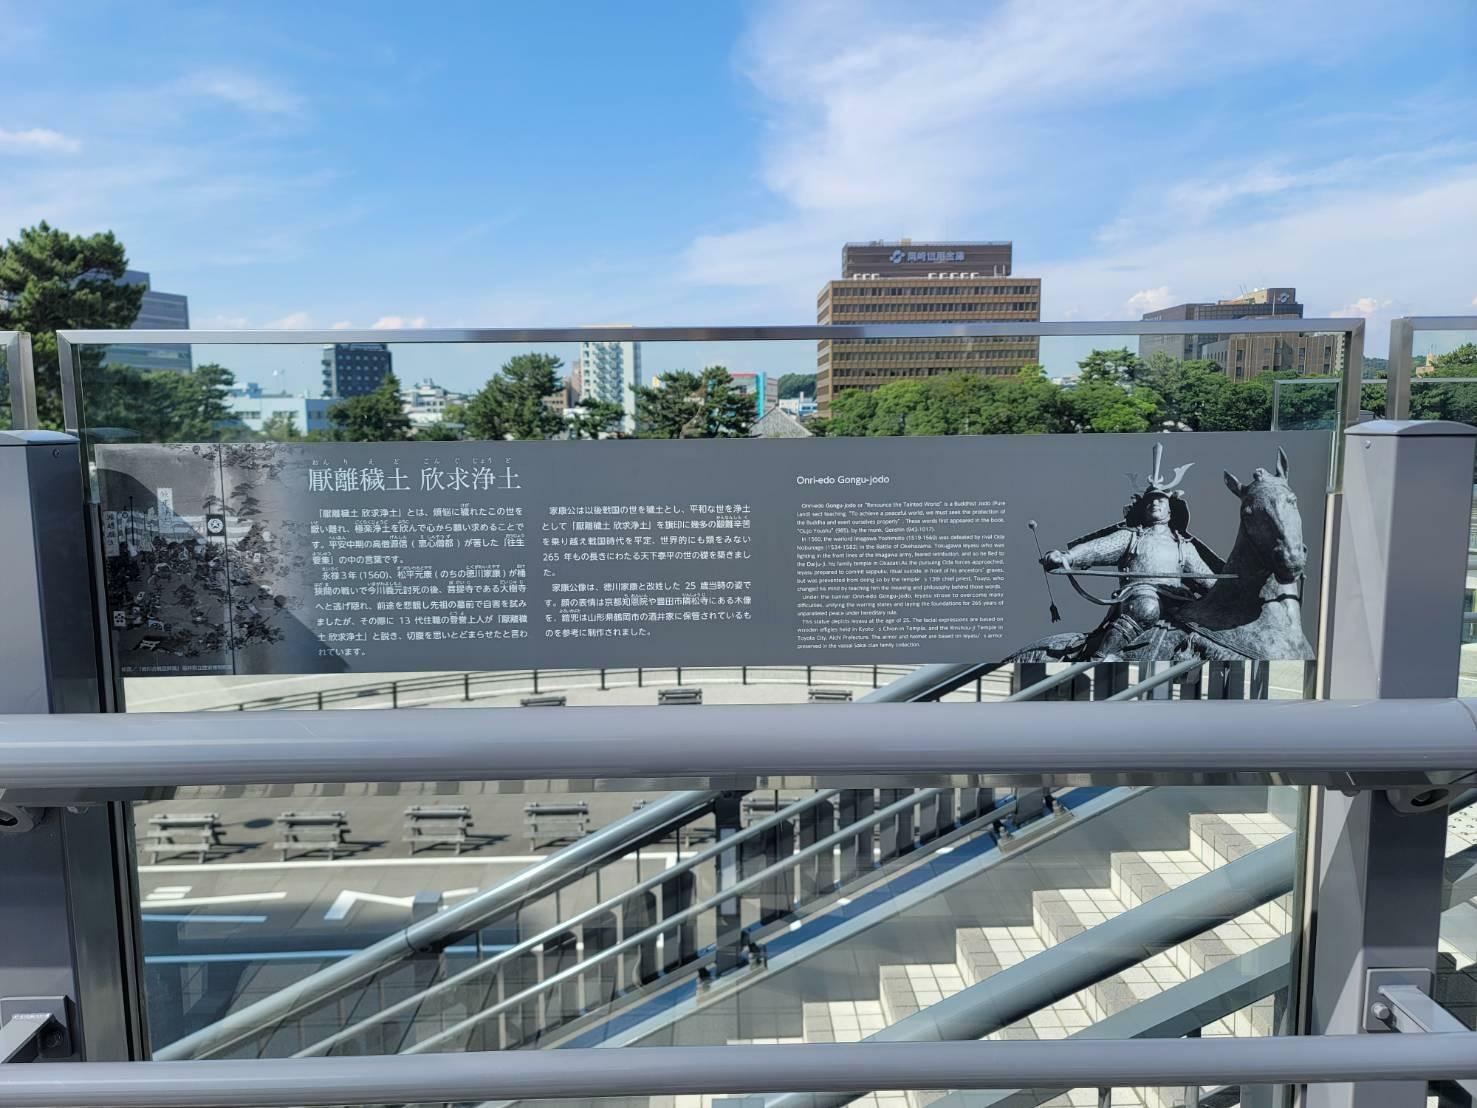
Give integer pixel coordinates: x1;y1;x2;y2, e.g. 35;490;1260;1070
95;433;1330;676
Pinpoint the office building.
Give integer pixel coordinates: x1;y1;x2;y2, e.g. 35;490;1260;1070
1139;287;1304;365
729;372;778;418
400;378;466;429
101;270;192;374
321;342;393;398
1199;331;1346;381
579;332;641;433
816;241;1041;416
226;382;333;435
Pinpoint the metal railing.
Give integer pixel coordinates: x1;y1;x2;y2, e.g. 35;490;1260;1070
6;697;1474;795
0;332;37;430
156;662;1095;1060
199;664;948;713
150;662;997;1060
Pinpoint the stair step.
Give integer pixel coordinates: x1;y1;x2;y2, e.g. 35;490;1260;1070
802;999;887;1044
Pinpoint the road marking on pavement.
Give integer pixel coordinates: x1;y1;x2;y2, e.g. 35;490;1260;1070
139;852;677;874
141;891;289;908
146;885;192;900
324;890;415;921
142;914;268;924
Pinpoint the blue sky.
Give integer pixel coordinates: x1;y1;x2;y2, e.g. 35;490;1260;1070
3;0;1475;393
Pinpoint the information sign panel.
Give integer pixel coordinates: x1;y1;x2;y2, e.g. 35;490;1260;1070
96;433;1329;676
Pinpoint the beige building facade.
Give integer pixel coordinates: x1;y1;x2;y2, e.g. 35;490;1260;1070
815;241;1042;415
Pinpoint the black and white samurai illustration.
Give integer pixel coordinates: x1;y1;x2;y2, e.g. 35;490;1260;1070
1010;442;1314;663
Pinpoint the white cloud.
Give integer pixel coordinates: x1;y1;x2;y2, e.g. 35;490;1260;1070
1035;168;1477;355
331;320;352;329
370;315;427;329
182;71;302;115
686;0;1386;314
1125;287;1174;315
263;311;311;329
1330;296;1393;318
0;127;80;153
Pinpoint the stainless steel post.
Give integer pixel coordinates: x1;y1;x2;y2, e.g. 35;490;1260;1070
0;431;146;1062
1305;420;1477;1108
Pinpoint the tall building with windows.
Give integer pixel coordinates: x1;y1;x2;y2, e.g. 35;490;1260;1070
816;241;1041;416
321;342;393;398
1139;287;1304;365
578;332;641;433
101;270;192;374
1199;332;1345;381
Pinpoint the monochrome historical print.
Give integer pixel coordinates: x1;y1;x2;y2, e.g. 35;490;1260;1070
1009;441;1315;663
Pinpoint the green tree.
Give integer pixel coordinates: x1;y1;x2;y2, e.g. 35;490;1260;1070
1064;349;1161;433
83;361;242;442
259;411;301;441
0;221;146;429
692;366;755;437
329;371;411;441
568;398;626;439
826;389;877;437
1411;343;1477;425
776;372;816;400
1078;347;1145;384
633;370;702;438
463;353;565;440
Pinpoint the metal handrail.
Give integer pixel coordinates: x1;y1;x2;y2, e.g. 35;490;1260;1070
55;319;1369;345
156;661;999;1060
402;787;1056;1056
762;833;1296;1108
6;1035;1476;1107
291;662;1096;1057
291;787;843;1057
6;699;1476;794
1104;658;1204;700
154;788;717;1062
208;664;931;714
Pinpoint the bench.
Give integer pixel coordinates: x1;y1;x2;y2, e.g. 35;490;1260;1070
403;805;474;855
525;802;590;850
520;694;567;707
274;811;349;861
658;686;702;705
141;813;223;864
808;686;853;703
741;795;804;825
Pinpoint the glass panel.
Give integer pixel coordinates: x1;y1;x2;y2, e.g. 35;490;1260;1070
1404;330;1477;697
62;331;1355;453
68;331;1349;1072
0;334;11;430
134;776;1306;1070
1439;796;1477;1035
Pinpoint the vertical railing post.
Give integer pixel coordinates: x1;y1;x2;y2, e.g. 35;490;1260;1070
1385;317;1414;422
0;431;146;1061
3;332;39;429
1305;420;1477;1108
713;793;745;975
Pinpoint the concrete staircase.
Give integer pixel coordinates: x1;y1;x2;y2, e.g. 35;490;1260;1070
674;811;1295;1108
662;802;1477;1108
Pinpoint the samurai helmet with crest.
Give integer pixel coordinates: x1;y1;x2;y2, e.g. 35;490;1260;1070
1122;442;1194;531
